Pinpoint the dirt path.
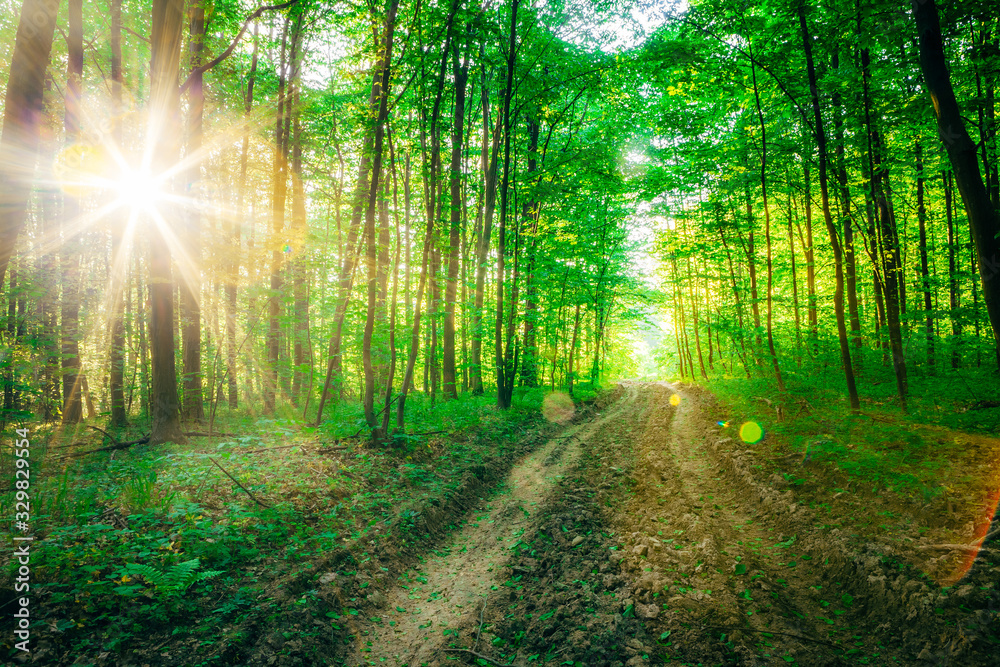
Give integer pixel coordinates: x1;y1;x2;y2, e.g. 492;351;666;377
349;386;638;666
347;382;999;666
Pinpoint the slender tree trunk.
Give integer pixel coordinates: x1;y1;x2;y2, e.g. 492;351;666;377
687;259;708;380
742;192;763;355
443;44;467;401
60;0;84;425
39;129;60;420
109;0;127;426
750;49;784;391
470;39;491;396
802;153;818;346
316;37;382;423
799;0;860;411
567;302;581;396
495;0;520;409
362;1;399;436
229;26;257;411
291;23;309;406
181;0;206;421
265;17;292;413
136;251;149;416
788;192;802;360
945;170;962;368
916;141;934;370
520;118;540;387
833;49;861;364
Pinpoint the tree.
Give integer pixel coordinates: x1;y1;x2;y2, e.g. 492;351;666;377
147;0;188;446
0;0;59;292
915;0;1000;371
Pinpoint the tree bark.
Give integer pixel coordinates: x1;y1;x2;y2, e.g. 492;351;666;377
291;20;309;406
916;140;934;370
361;0;398;437
0;0;59;291
750;48;784;391
181;0;206;421
265;16;292;413
495;0;520;409
915;0;1000;371
802;149;818;346
799;0;860;411
148;0;187;445
60;0;84;425
520;117;541;387
443;42;468;400
230;24;259;411
833;49;861;364
109;0;127;426
945;170;961;368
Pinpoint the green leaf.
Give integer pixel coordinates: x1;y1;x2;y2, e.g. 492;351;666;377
734;563;747;575
841;593;854;607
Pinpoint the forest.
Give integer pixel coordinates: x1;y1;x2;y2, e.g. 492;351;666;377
2;0;1000;664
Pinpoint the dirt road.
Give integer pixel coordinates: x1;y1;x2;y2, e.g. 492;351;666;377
346;382;999;666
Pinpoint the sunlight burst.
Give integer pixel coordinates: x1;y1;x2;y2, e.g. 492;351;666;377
112;166;165;215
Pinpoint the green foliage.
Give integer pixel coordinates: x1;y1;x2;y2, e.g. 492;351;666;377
121;559;223;598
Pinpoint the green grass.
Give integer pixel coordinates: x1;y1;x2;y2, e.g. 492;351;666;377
695;353;996;500
0;386;597;662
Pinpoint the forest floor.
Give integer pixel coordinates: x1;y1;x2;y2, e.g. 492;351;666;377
6;381;1000;666
336;382;1000;667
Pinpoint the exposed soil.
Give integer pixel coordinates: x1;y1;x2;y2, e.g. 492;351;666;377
337;382;1000;666
30;383;998;666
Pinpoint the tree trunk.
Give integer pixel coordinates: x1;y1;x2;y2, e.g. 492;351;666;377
687;259;708;379
108;0;127;426
0;0;59;290
915;0;1000;371
361;0;398;437
60;0;84;425
750;49;785;392
443;43;468;400
802;152;818;346
567;302;581;396
788;192;802;360
148;0;187;445
265;17;292;413
229;25;258;411
520;118;540;387
317;4;399;423
799;0;860;412
945;170;961;368
833;49;861;364
181;0;206;421
916;141;934;370
495;0;520;409
472;40;504;396
291;23;309;406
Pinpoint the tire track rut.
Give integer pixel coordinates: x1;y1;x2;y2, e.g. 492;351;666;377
349;387;636;666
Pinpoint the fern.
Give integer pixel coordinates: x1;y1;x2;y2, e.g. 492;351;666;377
126;559;223;597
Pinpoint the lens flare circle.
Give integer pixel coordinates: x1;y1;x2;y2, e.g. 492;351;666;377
739;421;764;444
542;392;575;424
669;393;681;406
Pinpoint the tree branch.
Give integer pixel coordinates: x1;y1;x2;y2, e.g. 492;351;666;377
209;457;272;508
180;0;298;95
